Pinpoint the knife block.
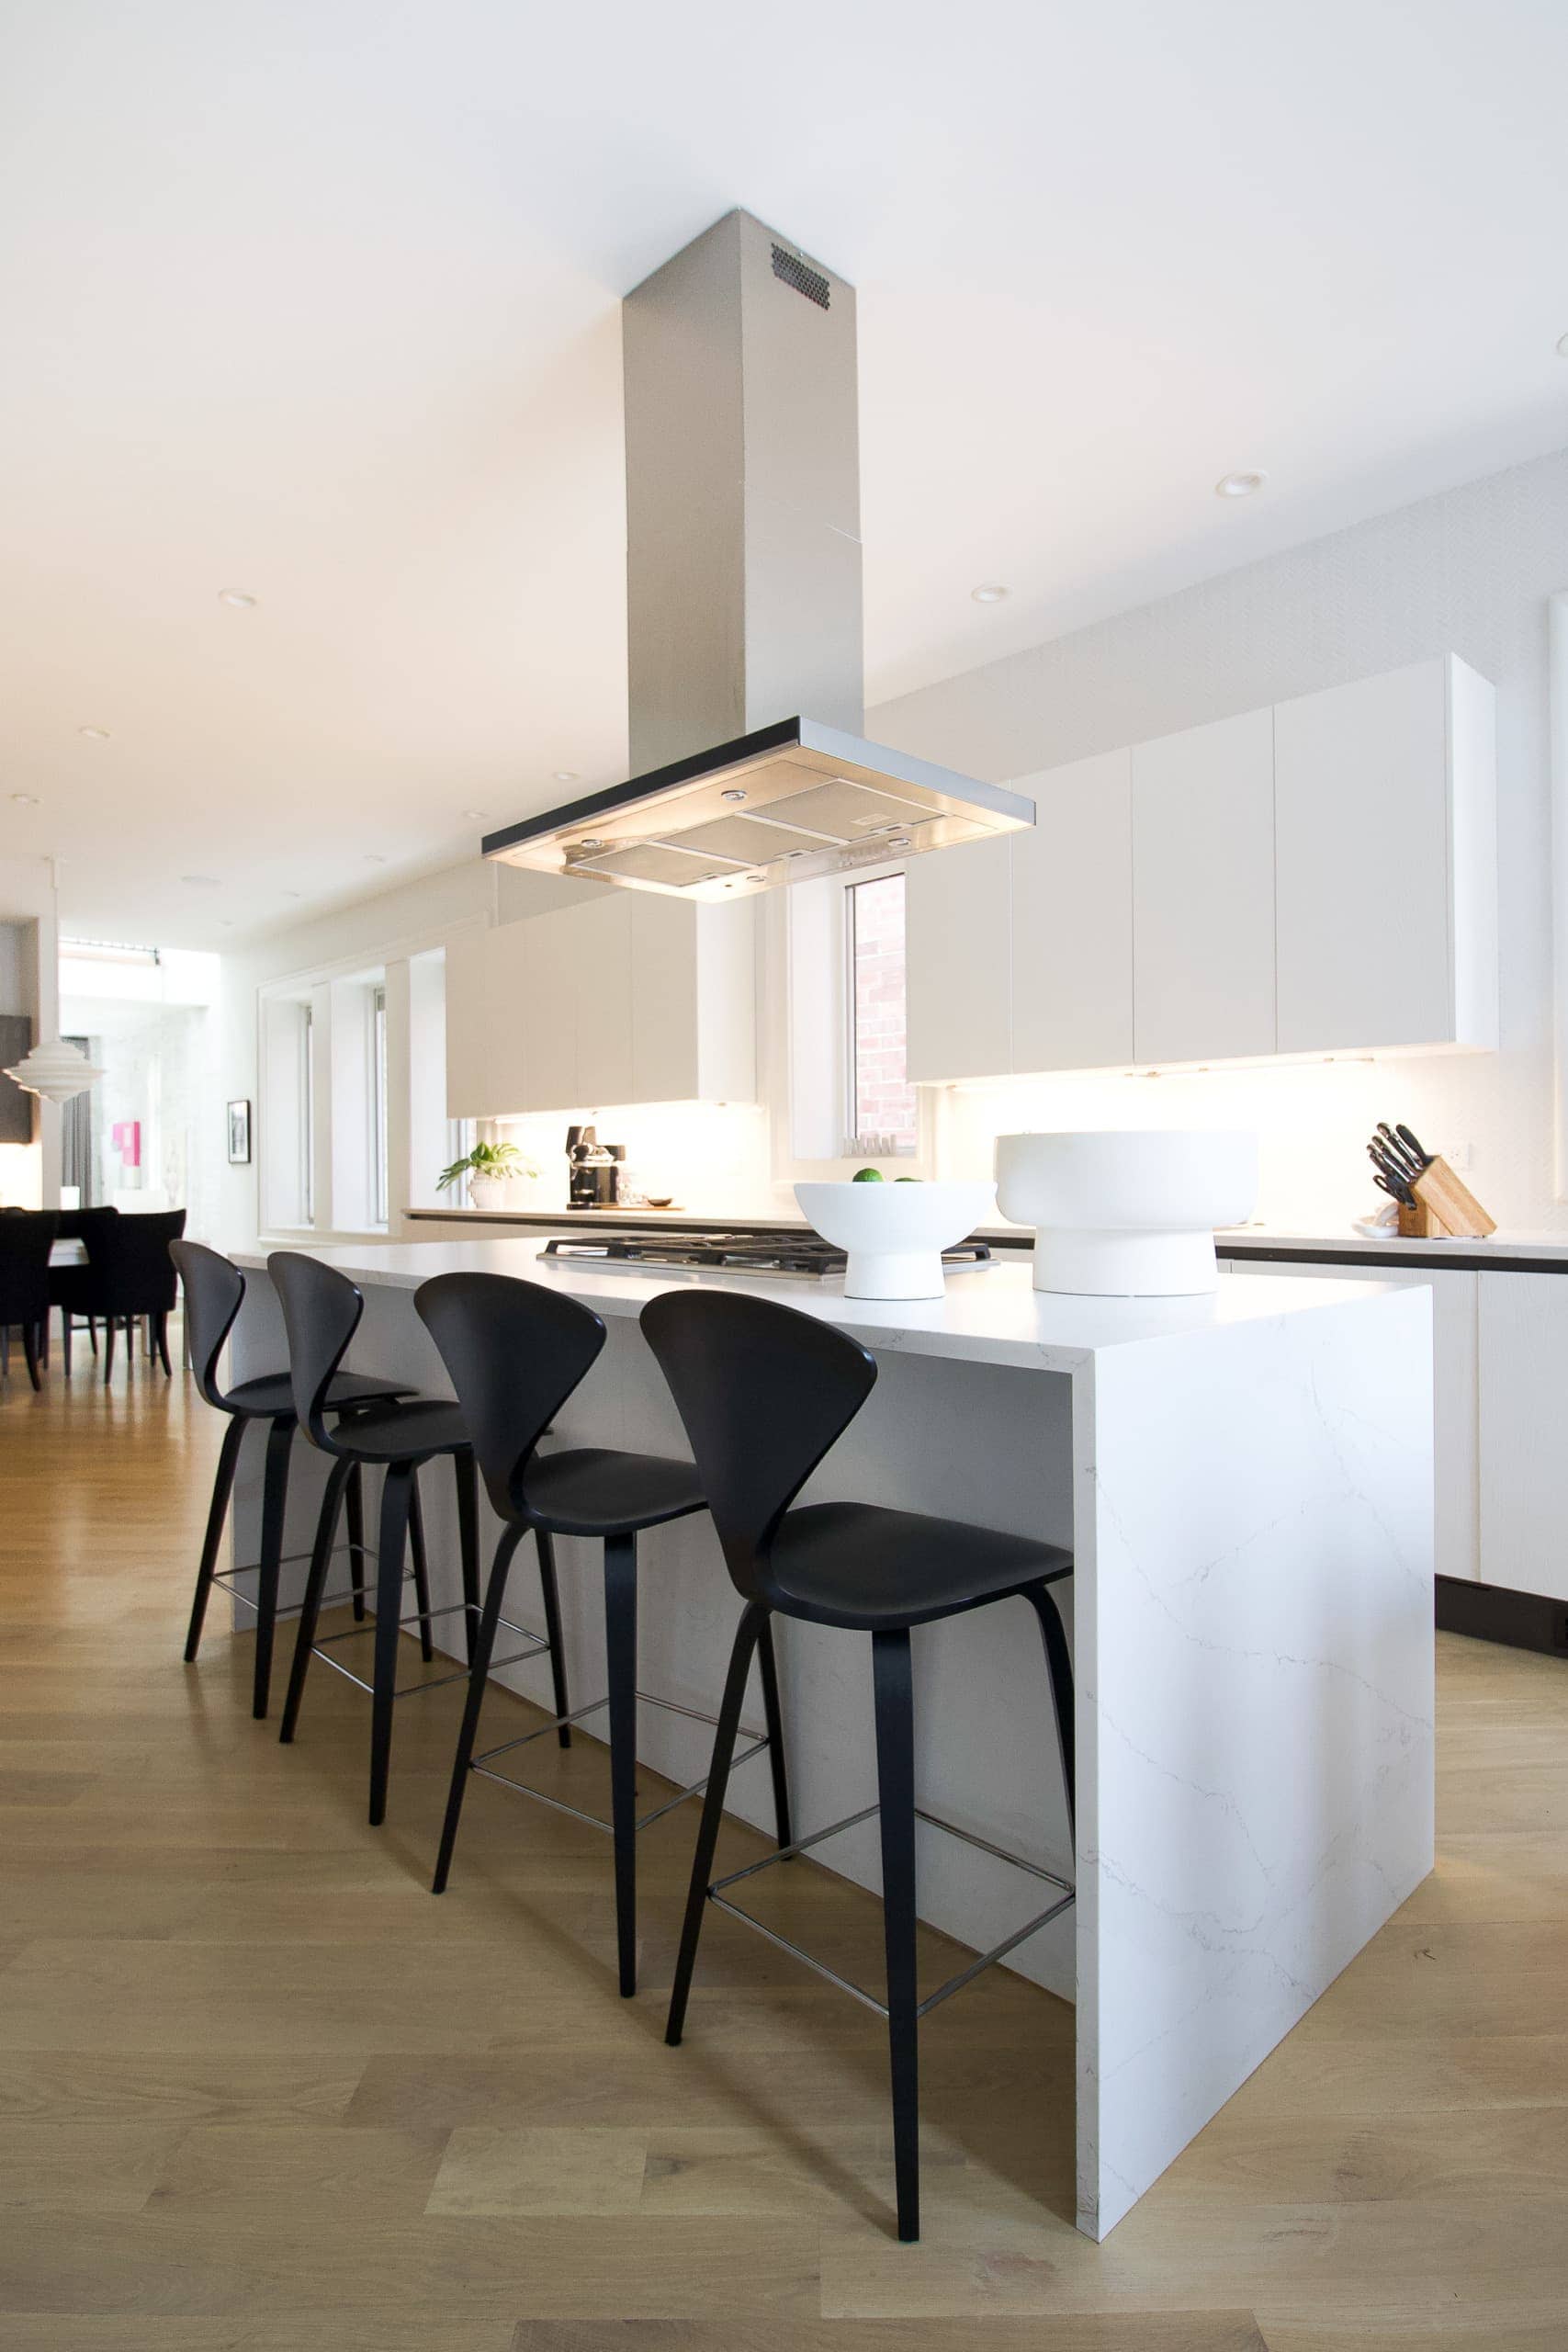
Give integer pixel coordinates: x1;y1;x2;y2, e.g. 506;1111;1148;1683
1396;1156;1496;1238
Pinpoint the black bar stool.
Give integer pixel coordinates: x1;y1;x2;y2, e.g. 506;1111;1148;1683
416;1270;791;1998
173;1239;412;1719
267;1251;491;1824
641;1287;1076;2245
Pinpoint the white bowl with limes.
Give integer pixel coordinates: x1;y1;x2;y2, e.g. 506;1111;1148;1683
794;1178;997;1300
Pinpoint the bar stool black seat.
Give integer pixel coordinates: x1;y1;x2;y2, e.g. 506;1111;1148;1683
173;1239;411;1719
415;1269;791;1999
640;1287;1076;2245
269;1250;483;1826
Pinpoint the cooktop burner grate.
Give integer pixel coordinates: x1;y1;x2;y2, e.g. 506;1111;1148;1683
540;1232;995;1281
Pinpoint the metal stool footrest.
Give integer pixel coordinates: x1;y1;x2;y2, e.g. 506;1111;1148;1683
308;1600;552;1701
706;1801;1075;2020
470;1686;773;1838
212;1538;374;1614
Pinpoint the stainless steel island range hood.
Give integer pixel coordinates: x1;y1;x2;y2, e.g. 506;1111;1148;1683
484;209;1032;899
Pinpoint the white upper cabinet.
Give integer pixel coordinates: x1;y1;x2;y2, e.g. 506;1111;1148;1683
902;652;1497;1085
444;929;527;1120
1010;750;1134;1076
1274;655;1497;1056
905;832;1012;1082
1132;708;1277;1064
570;895;634;1107
445;894;755;1117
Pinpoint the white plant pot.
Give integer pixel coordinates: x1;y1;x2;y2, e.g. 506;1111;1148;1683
467;1176;510;1210
795;1181;997;1300
994;1130;1258;1296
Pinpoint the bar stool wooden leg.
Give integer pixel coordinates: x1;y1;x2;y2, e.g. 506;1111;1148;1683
344;1464;367;1622
250;1418;295;1720
407;1469;435;1665
666;1603;766;2047
536;1529;571;1750
431;1522;525;1894
454;1450;480;1667
184;1414;245;1662
873;1625;920;2244
368;1463;414;1826
757;1617;792;1849
603;1531;641;1997
279;1458;353;1744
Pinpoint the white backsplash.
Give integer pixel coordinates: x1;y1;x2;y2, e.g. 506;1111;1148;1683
491;1100;775;1219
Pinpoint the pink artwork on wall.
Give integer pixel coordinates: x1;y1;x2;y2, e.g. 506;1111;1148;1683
110;1119;141;1170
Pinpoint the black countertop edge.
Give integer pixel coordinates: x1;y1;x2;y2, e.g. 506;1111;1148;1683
1218;1238;1568;1276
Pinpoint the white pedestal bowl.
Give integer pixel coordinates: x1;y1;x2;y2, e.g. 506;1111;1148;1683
795;1181;997;1300
994;1131;1258;1296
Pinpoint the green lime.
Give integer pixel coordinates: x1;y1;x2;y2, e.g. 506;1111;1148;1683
895;1176;919;1183
852;1167;884;1182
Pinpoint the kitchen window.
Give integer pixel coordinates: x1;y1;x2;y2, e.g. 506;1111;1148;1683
846;872;918;1158
370;984;389;1227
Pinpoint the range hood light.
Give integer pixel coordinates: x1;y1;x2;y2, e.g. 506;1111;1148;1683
721;788;747;802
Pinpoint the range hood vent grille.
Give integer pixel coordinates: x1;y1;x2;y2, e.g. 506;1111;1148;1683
771;243;830;307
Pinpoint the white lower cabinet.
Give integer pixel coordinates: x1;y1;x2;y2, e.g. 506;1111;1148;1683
1478;1272;1568;1604
445;894;755;1117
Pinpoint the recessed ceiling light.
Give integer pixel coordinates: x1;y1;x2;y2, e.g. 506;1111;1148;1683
971;583;1008;604
181;874;220;888
1215;469;1267;499
364;854;388;865
279;889;303;900
218;589;257;608
462;808;489;820
10;791;39;806
552;770;579;784
78;725;110;741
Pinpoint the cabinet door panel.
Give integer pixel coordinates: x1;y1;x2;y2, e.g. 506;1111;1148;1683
570;895;633;1107
631;897;699;1103
1010;750;1133;1074
905;833;1011;1082
445;930;530;1119
1478;1272;1568;1603
521;910;578;1113
1132;707;1276;1064
1274;661;1450;1053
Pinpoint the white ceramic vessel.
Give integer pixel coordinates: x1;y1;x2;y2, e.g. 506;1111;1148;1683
794;1180;997;1299
994;1130;1258;1295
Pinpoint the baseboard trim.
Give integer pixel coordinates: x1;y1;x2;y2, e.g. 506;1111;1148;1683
1437;1575;1568;1657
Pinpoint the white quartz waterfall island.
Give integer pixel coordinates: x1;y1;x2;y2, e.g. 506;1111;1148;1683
229;1239;1434;2242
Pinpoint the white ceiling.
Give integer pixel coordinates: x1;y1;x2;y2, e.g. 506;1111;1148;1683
4;0;1567;947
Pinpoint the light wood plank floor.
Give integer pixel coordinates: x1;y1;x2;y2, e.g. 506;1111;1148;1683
3;1349;1568;2348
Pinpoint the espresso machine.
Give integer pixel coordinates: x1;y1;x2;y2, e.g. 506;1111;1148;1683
566;1125;625;1209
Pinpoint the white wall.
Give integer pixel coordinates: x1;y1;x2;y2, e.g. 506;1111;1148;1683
211;856;605;1246
0;858;61;1208
869;442;1568;1238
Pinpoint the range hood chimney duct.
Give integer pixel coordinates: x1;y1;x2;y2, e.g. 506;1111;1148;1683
484;209;1032;898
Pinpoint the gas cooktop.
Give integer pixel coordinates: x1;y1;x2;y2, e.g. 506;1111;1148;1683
541;1231;995;1282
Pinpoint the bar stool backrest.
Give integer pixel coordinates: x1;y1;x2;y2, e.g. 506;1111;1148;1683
267;1251;364;1450
170;1239;245;1410
0;1207;60;1320
415;1271;604;1521
640;1288;876;1601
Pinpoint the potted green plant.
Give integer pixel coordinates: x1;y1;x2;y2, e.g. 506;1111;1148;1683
436;1138;537;1211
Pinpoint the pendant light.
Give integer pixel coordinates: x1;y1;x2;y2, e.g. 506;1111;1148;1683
2;859;103;1103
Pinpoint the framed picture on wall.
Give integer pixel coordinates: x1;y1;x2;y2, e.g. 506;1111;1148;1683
227;1099;252;1165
